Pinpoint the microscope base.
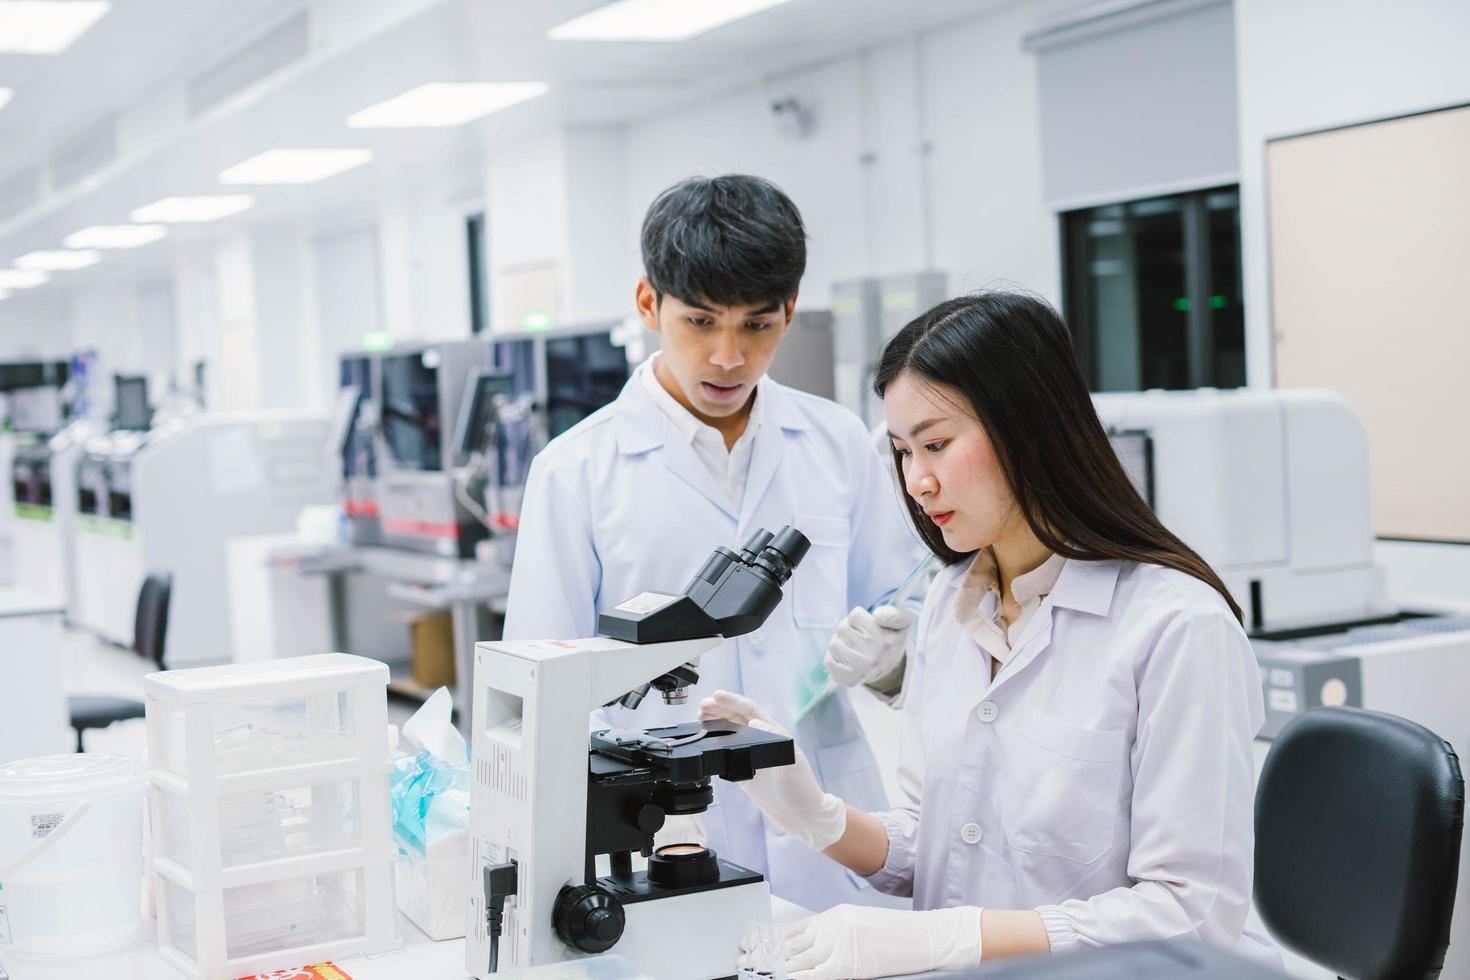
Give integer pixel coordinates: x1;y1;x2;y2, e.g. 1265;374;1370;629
613;876;771;980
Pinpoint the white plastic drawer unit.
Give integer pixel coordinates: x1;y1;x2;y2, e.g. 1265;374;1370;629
143;653;398;979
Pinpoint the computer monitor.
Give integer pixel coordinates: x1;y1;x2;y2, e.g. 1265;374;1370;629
114;375;150;431
1108;429;1155;509
452;369;515;462
327;384;363;465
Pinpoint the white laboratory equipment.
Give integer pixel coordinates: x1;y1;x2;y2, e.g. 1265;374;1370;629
144;653;397;979
1092;388;1386;631
74;413;334;661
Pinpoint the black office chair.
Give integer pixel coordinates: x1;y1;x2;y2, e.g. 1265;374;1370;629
68;572;172;752
1256;706;1465;980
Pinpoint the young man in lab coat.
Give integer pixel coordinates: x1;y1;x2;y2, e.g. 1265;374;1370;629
503;175;923;912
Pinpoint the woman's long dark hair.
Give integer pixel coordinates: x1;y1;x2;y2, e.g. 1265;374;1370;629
874;290;1242;623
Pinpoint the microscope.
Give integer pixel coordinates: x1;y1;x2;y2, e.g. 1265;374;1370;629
466;527;811;979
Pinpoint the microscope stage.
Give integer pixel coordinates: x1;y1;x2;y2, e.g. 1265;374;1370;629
590;720;795;784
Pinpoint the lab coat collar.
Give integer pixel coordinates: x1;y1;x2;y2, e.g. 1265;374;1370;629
613;373;665;456
612;367;811;457
611;370;814;523
1047;558;1122;617
982;559;1121;699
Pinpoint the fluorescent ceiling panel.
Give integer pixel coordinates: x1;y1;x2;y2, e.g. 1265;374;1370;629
0;1;110;54
0;269;48;289
0;88;12;112
220;148;373;185
549;0;793;42
65;224;166;249
16;249;98;271
130;195;254;223
347;82;549;128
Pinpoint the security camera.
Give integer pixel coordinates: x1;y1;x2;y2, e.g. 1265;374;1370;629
769;96;814;141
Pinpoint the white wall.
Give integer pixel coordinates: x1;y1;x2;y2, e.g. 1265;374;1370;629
0;293;72;361
377;189;473;343
617;2;1058;310
1234;0;1470;388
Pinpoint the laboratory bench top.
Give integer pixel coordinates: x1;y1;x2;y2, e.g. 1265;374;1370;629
2;896;811;980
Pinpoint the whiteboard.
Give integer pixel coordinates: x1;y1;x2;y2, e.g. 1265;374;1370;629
1267;103;1470;542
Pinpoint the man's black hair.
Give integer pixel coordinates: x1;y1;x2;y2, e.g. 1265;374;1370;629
640;174;807;310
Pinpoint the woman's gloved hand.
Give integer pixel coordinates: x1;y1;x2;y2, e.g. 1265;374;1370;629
747;904;983;980
825;605;912;687
697;691;847;850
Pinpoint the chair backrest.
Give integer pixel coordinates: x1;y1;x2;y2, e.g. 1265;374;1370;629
133;572;172;668
1256;706;1465;980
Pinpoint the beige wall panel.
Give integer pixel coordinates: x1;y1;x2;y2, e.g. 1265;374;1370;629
1268;105;1470;541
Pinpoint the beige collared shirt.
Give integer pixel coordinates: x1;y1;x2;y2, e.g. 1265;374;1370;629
638;353;764;512
953;548;1067;664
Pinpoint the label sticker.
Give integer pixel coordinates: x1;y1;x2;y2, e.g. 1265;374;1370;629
236;964;352;980
613;591;677;615
1268;688;1299;713
30;813;62;839
527;640;578;650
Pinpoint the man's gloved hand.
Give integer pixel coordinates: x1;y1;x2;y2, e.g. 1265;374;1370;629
745;904;983;980
697;691;847;851
825;605;912;688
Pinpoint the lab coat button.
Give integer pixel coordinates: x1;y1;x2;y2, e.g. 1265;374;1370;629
976;701;999;723
960;822;983;845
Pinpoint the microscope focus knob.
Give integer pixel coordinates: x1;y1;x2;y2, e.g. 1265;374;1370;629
553;883;625;953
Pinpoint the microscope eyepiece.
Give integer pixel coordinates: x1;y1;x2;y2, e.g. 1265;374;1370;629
737;529;774;562
752;525;809;585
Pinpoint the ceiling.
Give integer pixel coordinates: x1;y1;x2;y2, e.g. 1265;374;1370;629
0;0;1021;291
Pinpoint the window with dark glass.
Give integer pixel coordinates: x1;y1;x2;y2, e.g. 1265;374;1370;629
467;211;490;335
1062;186;1243;391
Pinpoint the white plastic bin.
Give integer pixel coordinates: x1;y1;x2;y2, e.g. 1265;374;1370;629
0;754;144;957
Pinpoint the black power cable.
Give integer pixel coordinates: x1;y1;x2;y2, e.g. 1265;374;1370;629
484;860;519;973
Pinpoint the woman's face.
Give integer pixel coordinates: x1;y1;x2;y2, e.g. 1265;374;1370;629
884;370;1019;553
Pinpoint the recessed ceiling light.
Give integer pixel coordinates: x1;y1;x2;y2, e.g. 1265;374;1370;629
65;224;166;249
130;195;254;224
16;249;99;271
347;82;549;128
0;1;110;54
219;148;373;185
0;88;12;112
0;269;48;289
548;0;794;42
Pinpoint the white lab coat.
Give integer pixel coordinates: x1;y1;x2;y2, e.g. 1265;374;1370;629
869;554;1270;955
504;373;925;911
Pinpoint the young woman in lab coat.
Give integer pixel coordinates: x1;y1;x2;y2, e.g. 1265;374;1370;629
702;291;1268;978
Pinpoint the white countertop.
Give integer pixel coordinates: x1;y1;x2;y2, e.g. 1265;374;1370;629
0;587;63;620
2;897;812;979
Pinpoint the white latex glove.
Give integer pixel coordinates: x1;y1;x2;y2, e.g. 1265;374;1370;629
825;605;912;688
746;904;983;980
697;691;847;851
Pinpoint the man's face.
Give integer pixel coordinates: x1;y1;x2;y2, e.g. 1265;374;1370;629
635;278;795;422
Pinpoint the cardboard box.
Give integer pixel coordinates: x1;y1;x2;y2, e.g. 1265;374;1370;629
409;610;455;688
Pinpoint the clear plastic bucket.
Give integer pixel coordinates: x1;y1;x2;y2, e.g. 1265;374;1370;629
0;753;144;956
